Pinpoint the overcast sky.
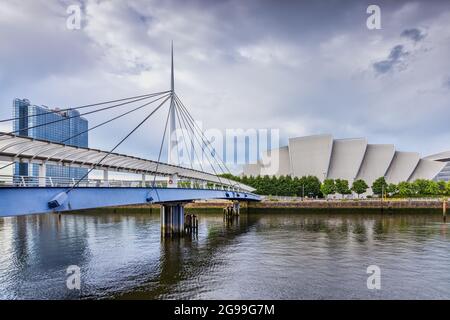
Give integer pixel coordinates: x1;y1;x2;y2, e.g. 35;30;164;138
1;0;449;173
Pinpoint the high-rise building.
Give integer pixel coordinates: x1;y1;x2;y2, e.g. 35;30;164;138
13;98;88;180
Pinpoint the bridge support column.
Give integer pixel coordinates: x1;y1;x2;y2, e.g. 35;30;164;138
161;203;185;236
141;174;146;187
103;170;109;187
38;163;46;187
233;201;240;215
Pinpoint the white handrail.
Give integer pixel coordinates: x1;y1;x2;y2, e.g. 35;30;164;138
0;174;251;193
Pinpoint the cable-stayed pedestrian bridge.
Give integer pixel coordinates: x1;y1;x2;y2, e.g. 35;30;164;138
0;46;260;229
0;132;253;191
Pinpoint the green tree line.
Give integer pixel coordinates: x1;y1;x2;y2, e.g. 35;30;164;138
220;174;450;198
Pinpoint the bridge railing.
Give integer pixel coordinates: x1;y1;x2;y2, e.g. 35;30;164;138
0;174;248;193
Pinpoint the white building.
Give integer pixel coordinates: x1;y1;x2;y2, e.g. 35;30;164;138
243;134;448;185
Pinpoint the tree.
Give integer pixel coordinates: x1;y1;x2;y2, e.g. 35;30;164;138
261;175;271;195
446;181;450;196
306;176;322;198
386;183;398;196
438;181;447;195
372;177;388;196
284;175;296;196
398;181;415;197
424;180;439;195
413;179;430;195
297;175;322;198
219;173;239;181
352;179;369;198
321;179;336;198
269;175;279;195
335;179;351;197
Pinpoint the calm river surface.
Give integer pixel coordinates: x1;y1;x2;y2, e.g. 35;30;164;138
0;208;449;299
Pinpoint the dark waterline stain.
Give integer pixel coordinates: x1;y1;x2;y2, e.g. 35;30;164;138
0;208;448;300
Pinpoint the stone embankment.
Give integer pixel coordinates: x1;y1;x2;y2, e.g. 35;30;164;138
121;198;448;210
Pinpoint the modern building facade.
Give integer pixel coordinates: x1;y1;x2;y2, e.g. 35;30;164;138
434;162;450;181
424;151;450;181
13;98;88;180
243;134;448;188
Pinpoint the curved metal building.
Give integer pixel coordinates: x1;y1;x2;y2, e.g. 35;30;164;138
288;134;333;180
260;146;291;176
327;138;367;182
356;144;395;187
243;134;447;185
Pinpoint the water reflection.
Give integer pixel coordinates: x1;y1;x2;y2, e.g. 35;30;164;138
0;208;449;299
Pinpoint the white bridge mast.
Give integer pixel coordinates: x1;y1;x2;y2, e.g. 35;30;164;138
168;41;177;166
167;42;179;188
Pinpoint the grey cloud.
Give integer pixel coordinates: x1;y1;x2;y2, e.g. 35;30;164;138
444;77;450;89
373;45;409;74
401;28;426;42
1;0;450;167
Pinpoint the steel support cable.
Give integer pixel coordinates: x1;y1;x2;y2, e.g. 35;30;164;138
67;95;171;192
174;98;218;175
1;92;167;138
0;162;14;170
173;97;223;185
173;103;194;169
174;98;204;172
0;91;170;124
0;94;171;171
176;95;236;184
151;97;172;201
175;94;239;189
175;98;225;185
60;93;171;144
174;96;231;181
170;99;181;166
175;94;230;174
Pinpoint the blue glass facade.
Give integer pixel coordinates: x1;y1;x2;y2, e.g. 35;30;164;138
13;98;88;180
435;162;450;182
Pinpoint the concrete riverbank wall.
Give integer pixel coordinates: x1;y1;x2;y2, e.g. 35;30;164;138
119;199;448;210
247;199;446;210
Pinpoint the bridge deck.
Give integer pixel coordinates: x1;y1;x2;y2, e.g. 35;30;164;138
0;187;260;217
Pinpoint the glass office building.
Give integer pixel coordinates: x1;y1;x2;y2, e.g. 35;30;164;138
13;98;88;180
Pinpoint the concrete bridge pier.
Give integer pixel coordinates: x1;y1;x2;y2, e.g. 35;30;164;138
233;201;240;215
161;203;185;236
223;201;241;221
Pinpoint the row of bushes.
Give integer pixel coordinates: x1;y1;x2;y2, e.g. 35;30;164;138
220;174;450;198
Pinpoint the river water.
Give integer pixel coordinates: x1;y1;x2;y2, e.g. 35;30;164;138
0;208;449;299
